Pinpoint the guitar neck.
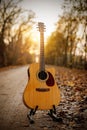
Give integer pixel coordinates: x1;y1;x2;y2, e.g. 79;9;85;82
40;31;45;71
38;22;46;72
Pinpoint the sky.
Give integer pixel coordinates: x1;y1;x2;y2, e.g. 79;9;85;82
19;0;64;36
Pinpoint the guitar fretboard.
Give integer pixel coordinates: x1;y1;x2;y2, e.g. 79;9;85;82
38;22;45;72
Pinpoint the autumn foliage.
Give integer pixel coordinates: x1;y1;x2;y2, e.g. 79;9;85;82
0;0;87;69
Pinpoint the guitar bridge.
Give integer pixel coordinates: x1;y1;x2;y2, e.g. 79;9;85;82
36;88;50;92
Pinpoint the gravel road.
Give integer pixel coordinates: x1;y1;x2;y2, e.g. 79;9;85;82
0;66;30;130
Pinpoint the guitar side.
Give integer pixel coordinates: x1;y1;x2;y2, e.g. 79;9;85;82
23;63;60;110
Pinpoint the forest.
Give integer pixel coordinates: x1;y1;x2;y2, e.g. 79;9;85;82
0;0;87;69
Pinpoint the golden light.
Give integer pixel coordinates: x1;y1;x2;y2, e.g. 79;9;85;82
31;30;40;43
22;25;52;63
35;54;39;63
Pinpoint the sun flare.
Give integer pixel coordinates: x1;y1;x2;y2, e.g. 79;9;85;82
31;31;40;43
22;25;51;63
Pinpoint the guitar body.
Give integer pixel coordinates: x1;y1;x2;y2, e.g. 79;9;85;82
23;63;60;110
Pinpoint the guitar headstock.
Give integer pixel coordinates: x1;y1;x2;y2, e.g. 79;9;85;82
37;22;46;32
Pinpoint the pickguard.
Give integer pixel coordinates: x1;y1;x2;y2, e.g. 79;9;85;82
46;72;55;86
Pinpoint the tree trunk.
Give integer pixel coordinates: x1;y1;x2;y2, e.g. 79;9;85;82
0;40;6;67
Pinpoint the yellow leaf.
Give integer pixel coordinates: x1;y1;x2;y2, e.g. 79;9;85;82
67;81;75;87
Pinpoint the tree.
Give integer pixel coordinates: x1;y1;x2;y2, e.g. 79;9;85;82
0;0;23;66
6;10;35;65
45;31;66;65
55;0;87;69
0;0;36;66
67;0;87;68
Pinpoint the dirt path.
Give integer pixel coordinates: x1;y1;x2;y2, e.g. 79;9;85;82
0;66;29;130
0;66;87;130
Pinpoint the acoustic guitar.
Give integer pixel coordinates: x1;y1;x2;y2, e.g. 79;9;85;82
23;22;60;110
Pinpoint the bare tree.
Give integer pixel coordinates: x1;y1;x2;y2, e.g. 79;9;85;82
6;11;35;65
0;0;23;66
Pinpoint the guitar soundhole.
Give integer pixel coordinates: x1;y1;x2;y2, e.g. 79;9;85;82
38;71;48;80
